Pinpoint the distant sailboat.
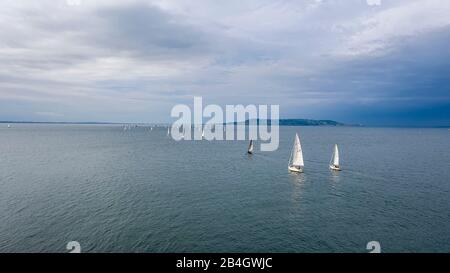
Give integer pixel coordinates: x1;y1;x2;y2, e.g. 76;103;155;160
288;133;304;173
247;139;254;154
7;124;11;128
329;144;341;171
167;127;170;136
201;129;205;139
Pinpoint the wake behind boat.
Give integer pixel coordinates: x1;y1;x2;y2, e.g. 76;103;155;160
288;133;304;173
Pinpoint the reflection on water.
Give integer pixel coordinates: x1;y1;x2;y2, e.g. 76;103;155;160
289;172;306;185
289;172;306;201
329;170;341;184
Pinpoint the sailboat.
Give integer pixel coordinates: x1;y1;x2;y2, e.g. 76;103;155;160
329;144;341;171
201;129;205;139
167;127;170;136
288;133;304;173
247;139;254;154
7;124;11;128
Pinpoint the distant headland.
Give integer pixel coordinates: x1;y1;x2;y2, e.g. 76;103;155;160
228;119;355;126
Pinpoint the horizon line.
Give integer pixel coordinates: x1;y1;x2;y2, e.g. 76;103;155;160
1;120;450;128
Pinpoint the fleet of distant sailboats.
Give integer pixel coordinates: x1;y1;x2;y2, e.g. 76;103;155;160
123;124;341;172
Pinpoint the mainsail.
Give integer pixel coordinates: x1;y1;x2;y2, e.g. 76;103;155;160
291;133;304;167
331;144;339;166
248;140;254;154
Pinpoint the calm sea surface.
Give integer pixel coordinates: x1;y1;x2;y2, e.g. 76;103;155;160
0;124;449;252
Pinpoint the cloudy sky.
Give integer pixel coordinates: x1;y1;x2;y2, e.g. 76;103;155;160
0;0;449;126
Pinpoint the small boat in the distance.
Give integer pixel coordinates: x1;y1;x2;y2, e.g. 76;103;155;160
329;144;341;171
7;124;11;128
288;133;304;173
247;139;254;154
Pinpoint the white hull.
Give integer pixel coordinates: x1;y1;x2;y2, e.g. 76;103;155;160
329;164;341;171
288;165;303;173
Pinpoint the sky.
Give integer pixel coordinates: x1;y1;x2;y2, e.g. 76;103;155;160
0;0;449;126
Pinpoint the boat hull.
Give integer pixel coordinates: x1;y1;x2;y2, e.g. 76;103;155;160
329;165;341;171
288;165;303;173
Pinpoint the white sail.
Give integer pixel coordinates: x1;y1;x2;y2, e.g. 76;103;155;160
331;144;339;166
202;129;205;138
248;140;254;154
291;133;304;167
167;127;170;135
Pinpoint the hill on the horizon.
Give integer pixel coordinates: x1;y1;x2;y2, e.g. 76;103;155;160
228;119;347;126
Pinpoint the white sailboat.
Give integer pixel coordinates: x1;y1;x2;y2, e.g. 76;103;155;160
7;124;11;128
288;133;304;173
247;139;254;154
167;127;170;136
329;144;341;171
201;129;205;139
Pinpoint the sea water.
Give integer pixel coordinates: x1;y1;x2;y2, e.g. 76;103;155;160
0;124;449;252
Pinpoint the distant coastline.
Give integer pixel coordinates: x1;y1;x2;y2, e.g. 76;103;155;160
1;120;449;128
0;119;352;126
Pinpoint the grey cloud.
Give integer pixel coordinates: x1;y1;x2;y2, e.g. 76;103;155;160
92;3;212;60
0;0;449;125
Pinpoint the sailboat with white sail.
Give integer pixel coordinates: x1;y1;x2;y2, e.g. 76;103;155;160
167;126;170;136
247;139;254;154
329;144;341;171
288;133;304;173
